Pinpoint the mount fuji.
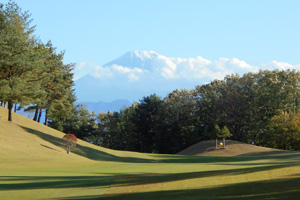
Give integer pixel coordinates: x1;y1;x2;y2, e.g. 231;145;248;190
75;50;211;103
104;50;160;70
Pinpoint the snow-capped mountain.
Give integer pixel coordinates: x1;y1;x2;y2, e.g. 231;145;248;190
104;50;159;69
74;50;299;103
74;50;190;102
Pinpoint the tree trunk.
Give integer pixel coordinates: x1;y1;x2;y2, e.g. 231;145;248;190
33;108;38;121
37;109;42;123
14;104;17;113
44;109;48;126
223;138;225;148
216;138;218;149
8;101;13;121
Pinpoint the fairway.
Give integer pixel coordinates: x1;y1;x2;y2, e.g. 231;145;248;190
1;107;300;200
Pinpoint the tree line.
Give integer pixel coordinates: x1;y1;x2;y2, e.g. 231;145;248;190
55;69;300;153
0;1;75;124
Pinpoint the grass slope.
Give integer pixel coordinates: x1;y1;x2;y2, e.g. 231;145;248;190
178;140;294;156
1;106;300;199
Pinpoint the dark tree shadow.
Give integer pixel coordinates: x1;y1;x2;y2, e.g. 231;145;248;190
20;126;153;163
3;165;300;200
40;144;61;152
239;150;298;156
1;163;297;191
100;175;300;200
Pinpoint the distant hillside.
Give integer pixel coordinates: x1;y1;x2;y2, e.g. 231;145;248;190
178;140;294;156
76;99;132;114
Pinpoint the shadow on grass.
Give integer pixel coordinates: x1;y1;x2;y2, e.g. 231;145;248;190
6;165;298;190
100;175;300;200
3;167;300;200
0;166;289;190
239;150;298;156
57;196;100;200
153;153;300;165
0;176;111;190
99;162;300;189
20;126;153;163
40;144;61;152
1;162;295;190
2;162;300;199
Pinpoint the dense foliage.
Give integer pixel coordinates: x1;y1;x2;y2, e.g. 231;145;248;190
59;69;300;153
0;1;75;123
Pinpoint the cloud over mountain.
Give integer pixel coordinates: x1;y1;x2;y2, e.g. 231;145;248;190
74;51;300;102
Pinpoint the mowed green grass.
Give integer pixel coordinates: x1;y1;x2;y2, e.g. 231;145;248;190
1;107;300;199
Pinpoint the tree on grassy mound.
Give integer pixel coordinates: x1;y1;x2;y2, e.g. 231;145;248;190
63;134;77;154
218;126;232;148
214;125;232;149
214;125;221;149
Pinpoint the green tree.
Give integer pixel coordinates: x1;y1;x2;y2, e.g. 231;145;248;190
218;126;232;148
0;1;43;121
214;125;221;149
132;94;162;153
41;45;75;126
159;89;199;153
267;110;300;150
96;111;130;150
58;104;97;139
117;103;138;151
195;80;224;141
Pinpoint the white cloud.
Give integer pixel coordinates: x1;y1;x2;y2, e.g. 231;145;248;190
111;65;132;73
261;61;300;71
93;65;114;79
73;61;98;80
76;63;146;82
111;64;146;75
75;52;300;87
110;64;146;82
153;55;213;79
154;56;258;81
229;58;254;70
162;66;176;79
212;57;260;77
128;73;139;82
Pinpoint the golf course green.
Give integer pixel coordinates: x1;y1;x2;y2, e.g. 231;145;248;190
1;106;300;200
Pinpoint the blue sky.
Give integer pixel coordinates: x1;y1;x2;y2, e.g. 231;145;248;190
4;0;300;65
3;0;300;102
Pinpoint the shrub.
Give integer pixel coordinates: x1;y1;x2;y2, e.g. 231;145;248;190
62;134;77;154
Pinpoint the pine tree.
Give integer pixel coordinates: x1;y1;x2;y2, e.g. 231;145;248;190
0;1;43;121
41;43;75;125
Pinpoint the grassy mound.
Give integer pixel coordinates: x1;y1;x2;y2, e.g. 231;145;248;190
1;106;300;200
178;140;293;156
